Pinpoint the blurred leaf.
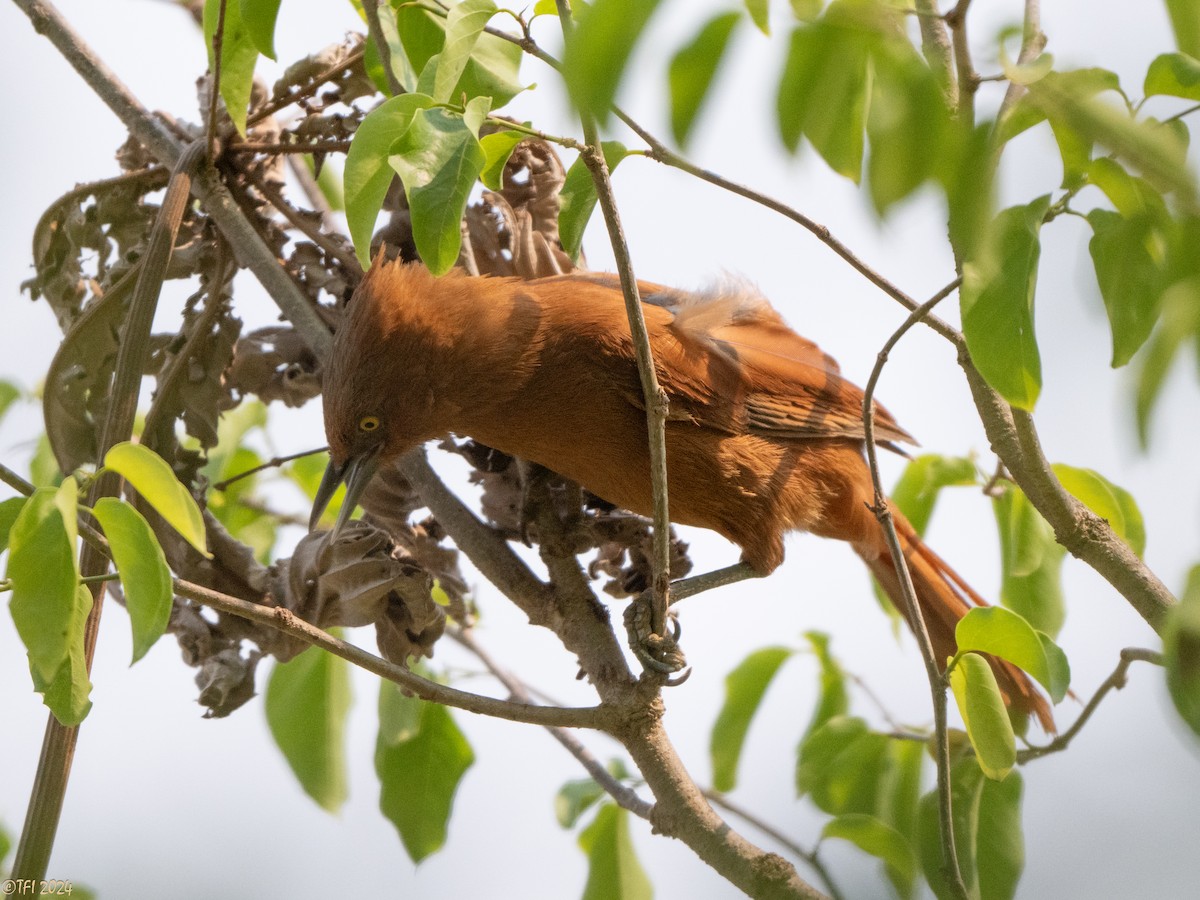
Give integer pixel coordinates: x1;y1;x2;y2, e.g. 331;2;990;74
1145;52;1200;100
711;646;792;791
797;716;889;815
1164;565;1200;736
7;484;79;682
961;195;1051;411
1165;0;1200;58
559;141;630;259
203;0;259;134
344;93;437;265
746;0;769;34
889;455;978;537
30;584;94;726
0;496;27;554
997;68;1121;143
777;11;870;180
668;11;741;148
791;0;823;19
479;129;526;190
802;631;848;740
208;447;277;561
422;0;497;103
92;498;172;664
888;734;925;841
0;822;9;867
376;680;475;863
0;379;20;426
578;804;652;900
919;759;1025;900
1087;208;1167;367
31;434;62;487
239;0;282;59
822;813;915;899
1051;463;1146;556
267;645;351;812
201;400;268;485
1136;276;1200;445
992;486;1065;637
949;652;1016;780
557;778;607;829
105;442;210;558
563;0;665;124
956;607;1069;703
389;107;487;274
940;121;997;262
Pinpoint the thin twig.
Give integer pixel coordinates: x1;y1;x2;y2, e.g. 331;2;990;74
995;0;1046;128
913;0;957;108
944;0;978;123
205;0;227;158
228;139;354;155
213;447;327;491
861;279;968;900
362;0;404;97
245;47;367;130
248;169;364;277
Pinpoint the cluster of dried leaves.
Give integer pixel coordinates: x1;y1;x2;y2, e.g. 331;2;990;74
28;36;691;717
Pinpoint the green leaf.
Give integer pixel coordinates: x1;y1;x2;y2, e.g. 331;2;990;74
960;195;1051;411
203;0;259;135
919;761;1025;900
7;484;79;682
802;631;848;740
1145;52;1200;100
822;814;915;899
557;778;608;829
940;121;997;262
711;646;791;791
1166;0;1200;58
1136;275;1200;445
267;646;351;812
376;680;475;863
668;12;741;148
791;0;823;19
889;455;977;537
31;584;94;726
92;498;173;663
238;0;282;59
388;107;487;274
578;804;653;900
558;141;630;260
0;496;27;554
745;0;770;34
104;442;209;558
425;0;497;103
956;607;1069;703
1087;208;1167;367
1164;565;1200;736
776;14;869;180
949;652;1016;780
344;93;437;265
797;716;890;815
562;0;665;125
0;379;20;426
366;0;419;94
1051;463;1147;556
992;486;1065;637
479;129;525;190
997;68;1121;143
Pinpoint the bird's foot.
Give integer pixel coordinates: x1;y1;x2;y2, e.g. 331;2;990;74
624;594;690;684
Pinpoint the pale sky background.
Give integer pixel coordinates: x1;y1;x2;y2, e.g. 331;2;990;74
2;1;1199;898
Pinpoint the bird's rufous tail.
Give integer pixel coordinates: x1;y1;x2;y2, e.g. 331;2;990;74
861;509;1055;733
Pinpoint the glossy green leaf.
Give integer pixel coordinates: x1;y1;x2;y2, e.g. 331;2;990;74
1087;208;1166;367
1166;0;1200;58
562;0;665;124
745;0;769;34
822;813;915;899
104;442;209;558
479;129;525;190
7;482;79;682
31;584;94;726
558;141;630;260
668;12;741;148
376;680;475;863
267;645;351;812
956;607;1069;703
961;195;1051;411
203;0;259;134
949;652;1016;780
777;15;869;180
1052;463;1147;556
802;631;848;740
1164;565;1200;736
992;486;1065;637
0;496;27;554
92;498;172;663
420;0;497;102
344;93;437;265
711;646;792;791
1145;52;1200;100
578;804;652;900
239;0;282;59
389;107;486;274
1136;275;1200;445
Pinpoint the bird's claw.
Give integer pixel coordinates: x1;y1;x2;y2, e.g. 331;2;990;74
624;595;688;678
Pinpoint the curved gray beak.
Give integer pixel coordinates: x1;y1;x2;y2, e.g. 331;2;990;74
308;446;382;537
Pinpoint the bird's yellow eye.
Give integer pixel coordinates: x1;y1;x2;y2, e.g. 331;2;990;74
359;415;381;432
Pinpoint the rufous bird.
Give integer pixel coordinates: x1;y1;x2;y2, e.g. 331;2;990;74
310;258;1053;730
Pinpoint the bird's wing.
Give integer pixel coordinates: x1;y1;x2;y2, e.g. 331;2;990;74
638;281;915;446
